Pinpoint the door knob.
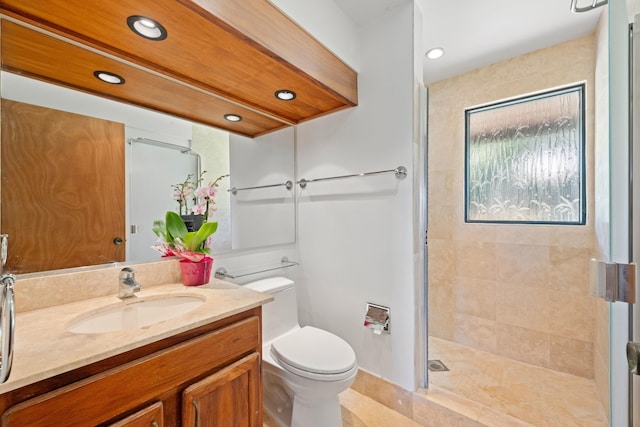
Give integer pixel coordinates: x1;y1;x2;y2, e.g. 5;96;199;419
113;237;124;245
627;341;640;375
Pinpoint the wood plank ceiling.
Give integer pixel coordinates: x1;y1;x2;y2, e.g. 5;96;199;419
0;0;358;137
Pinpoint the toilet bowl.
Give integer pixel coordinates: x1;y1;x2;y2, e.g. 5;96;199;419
245;277;357;427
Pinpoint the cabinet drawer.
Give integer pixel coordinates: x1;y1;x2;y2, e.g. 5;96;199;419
108;401;163;427
2;316;260;426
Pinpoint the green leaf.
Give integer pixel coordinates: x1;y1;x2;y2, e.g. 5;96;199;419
166;211;188;241
152;220;167;240
183;221;218;251
182;232;198;251
195;221;218;242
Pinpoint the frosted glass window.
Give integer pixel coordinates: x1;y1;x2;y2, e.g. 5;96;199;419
465;85;585;224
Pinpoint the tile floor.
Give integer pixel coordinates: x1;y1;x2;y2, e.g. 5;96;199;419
264;337;609;427
426;337;608;427
263;388;420;427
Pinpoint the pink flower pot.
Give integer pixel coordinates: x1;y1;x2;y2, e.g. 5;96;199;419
179;256;213;286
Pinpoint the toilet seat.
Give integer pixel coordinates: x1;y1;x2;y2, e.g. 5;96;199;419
270;326;357;381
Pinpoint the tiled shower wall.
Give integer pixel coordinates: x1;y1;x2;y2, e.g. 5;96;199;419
427;32;598;378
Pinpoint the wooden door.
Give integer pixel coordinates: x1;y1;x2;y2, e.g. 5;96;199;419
182;353;261;427
1;99;125;273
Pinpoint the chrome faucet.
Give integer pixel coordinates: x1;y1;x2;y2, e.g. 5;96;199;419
118;267;141;299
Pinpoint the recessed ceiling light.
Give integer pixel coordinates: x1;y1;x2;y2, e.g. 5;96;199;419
224;114;242;122
127;16;168;40
93;71;125;85
275;90;296;101
425;47;445;60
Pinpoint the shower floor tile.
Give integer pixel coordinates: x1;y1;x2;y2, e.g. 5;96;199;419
427;336;608;426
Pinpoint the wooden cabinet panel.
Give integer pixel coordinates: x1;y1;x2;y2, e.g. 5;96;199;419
183;353;261;427
0;0;358;126
1;317;260;426
108;401;163;427
1;21;288;138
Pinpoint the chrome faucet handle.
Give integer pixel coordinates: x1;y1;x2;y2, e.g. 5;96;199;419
118;267;141;299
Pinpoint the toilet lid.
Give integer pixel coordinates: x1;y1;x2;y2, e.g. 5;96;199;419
271;326;356;376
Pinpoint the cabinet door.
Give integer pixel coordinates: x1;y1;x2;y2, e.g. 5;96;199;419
107;402;163;427
182;353;261;427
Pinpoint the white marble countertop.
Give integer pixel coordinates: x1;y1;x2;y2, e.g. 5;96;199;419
0;280;273;394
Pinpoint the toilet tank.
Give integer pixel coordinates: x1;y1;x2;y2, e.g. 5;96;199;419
244;277;299;343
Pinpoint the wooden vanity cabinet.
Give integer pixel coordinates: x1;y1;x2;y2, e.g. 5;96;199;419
0;309;263;427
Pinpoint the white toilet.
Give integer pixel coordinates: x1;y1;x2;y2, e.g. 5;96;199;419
245;277;357;427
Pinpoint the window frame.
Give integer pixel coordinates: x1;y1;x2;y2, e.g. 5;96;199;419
464;84;587;225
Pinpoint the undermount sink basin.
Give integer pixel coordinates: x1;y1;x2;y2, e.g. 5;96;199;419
67;294;206;334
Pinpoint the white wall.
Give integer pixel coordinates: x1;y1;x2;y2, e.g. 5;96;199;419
229;127;296;250
269;0;361;71
292;2;420;390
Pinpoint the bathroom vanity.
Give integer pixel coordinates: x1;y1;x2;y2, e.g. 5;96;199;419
0;279;272;426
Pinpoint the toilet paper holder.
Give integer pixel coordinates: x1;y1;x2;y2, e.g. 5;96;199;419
364;302;390;335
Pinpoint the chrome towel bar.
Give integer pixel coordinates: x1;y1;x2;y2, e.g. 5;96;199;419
297;166;407;189
228;180;293;195
215;257;298;280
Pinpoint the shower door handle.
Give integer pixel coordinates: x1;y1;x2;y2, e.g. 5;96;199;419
629;342;640;375
589;259;636;303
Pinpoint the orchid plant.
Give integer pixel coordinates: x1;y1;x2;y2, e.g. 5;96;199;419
172;172;229;220
155;172;228;262
152;211;218;262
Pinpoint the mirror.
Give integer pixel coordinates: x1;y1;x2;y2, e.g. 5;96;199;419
1;34;296;274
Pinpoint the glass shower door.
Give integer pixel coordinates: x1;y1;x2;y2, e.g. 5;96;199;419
608;0;636;425
631;12;640;427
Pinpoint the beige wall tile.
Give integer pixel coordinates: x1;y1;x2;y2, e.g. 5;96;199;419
549;226;595;249
496;324;550;367
496;283;550;333
361;370;414;420
428;169;454;205
428;239;454;283
547;290;595;342
494;225;550;246
593;348;610;420
594;298;609;367
429;207;454;241
548;246;592;294
454;313;497;353
339;389;420;427
454;240;497;281
428;279;455;340
453;222;498;244
413;392;485;427
548;334;593;379
428;239;455;339
454;277;496;321
351;369;367;395
495;244;550;287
